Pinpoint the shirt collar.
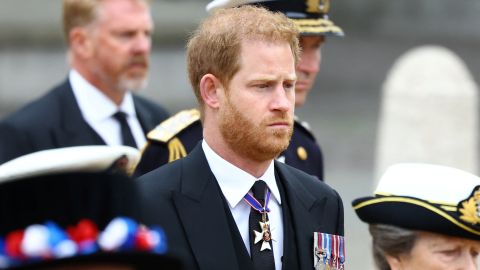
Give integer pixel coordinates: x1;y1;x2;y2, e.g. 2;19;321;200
69;69;136;123
202;140;282;208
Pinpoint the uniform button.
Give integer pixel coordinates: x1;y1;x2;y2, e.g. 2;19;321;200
297;146;308;160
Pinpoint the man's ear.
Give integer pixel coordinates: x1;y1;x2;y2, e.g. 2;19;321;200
199;74;224;109
69;27;93;59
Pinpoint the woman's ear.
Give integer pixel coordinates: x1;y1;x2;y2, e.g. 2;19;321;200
385;255;403;270
199;74;224;109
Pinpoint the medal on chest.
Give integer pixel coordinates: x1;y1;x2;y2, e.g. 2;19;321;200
313;232;345;270
253;213;275;251
243;186;274;252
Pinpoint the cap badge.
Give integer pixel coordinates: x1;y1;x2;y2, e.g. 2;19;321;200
306;0;330;14
458;185;480;225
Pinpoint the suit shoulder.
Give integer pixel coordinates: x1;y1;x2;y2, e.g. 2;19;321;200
146;109;201;143
280;162;337;196
1;83;66;129
137;158;183;193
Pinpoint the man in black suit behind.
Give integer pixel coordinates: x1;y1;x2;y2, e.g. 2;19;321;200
138;6;344;270
0;0;169;164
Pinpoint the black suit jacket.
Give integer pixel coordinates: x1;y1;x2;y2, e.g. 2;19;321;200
0;79;169;164
138;144;344;270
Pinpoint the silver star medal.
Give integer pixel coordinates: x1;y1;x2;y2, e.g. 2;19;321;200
253;220;274;251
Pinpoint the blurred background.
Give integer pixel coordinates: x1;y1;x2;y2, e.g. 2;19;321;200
1;0;480;268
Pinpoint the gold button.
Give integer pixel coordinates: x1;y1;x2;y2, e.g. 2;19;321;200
297;147;308;160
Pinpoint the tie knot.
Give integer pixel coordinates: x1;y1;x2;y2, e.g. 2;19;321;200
252;180;267;201
113;111;128;122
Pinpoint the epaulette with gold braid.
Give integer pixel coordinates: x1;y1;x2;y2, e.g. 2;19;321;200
147;109;200;143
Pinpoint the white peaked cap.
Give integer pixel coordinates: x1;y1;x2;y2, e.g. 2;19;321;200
375;163;480;204
353;163;480;241
0;146;140;183
206;0;272;12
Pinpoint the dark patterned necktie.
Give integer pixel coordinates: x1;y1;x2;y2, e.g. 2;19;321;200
113;111;137;148
249;180;275;270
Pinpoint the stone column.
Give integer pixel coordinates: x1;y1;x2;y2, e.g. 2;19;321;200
375;45;478;184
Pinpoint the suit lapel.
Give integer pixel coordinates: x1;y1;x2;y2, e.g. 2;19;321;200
172;145;241;270
54;80;105;146
275;162;328;270
275;170;299;270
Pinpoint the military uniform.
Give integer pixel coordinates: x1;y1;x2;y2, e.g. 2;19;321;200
134;109;324;180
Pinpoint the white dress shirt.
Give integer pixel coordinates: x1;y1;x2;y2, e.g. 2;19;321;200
202;140;284;270
69;69;146;148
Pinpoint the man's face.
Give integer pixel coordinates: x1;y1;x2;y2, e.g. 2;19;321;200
295;35;325;107
390;231;480;270
87;0;153;93
218;40;296;161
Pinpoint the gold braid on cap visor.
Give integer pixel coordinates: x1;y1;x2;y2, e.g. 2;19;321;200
353;196;480;236
291;18;343;35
